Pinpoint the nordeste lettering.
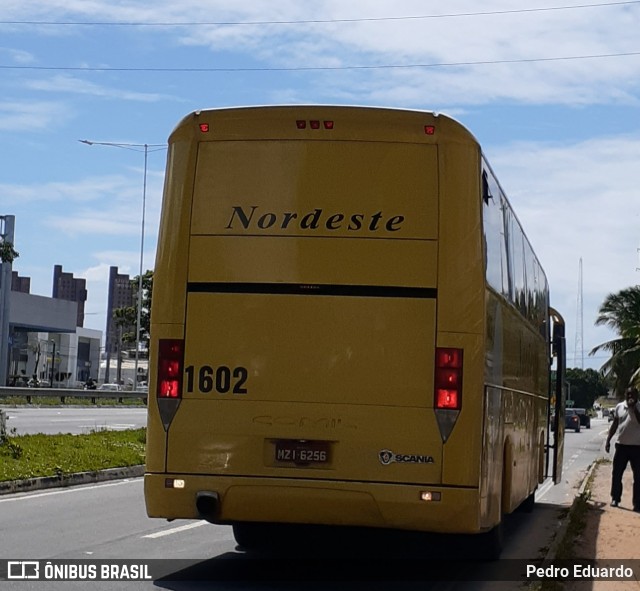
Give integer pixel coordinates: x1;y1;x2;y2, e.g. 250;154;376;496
225;205;405;232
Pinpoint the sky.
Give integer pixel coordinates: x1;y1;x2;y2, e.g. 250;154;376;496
1;0;639;371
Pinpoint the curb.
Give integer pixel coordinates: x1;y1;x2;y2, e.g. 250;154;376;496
0;465;145;496
542;459;600;562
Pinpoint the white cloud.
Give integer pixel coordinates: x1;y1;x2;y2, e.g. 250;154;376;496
25;75;176;102
3;1;640;107
0;100;70;131
0;47;35;63
0;174;136;203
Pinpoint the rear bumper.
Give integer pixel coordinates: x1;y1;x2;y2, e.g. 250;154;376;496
144;473;484;534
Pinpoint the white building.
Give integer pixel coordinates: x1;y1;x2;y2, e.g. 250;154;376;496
6;291;102;387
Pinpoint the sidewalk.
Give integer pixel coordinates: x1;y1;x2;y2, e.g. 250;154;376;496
563;458;640;590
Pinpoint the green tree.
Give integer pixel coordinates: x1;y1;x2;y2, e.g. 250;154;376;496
0;240;19;263
590;286;640;398
566;367;609;409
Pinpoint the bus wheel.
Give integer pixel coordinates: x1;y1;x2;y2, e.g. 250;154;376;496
232;522;272;552
477;521;504;560
520;490;536;513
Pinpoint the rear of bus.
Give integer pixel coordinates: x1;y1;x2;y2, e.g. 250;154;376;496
144;106;494;545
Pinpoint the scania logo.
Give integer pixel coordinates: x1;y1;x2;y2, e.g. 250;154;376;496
225;206;405;233
379;449;435;465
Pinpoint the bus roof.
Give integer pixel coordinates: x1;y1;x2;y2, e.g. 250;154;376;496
168;105;479;145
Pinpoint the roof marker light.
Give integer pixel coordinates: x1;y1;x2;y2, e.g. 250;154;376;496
199;123;210;133
296;120;307;129
324;121;334;130
424;125;435;135
310;120;321;129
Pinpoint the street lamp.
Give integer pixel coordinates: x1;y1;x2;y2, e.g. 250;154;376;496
79;140;165;390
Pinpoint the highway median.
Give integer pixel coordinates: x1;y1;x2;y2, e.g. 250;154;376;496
0;412;145;495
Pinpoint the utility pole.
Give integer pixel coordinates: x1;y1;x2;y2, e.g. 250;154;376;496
574;257;584;369
0;215;15;387
79;141;165;390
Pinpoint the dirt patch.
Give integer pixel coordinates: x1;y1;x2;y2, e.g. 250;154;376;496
563;461;640;591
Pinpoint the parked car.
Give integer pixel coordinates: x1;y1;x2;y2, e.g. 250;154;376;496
98;383;122;391
565;409;581;433
573;408;591;429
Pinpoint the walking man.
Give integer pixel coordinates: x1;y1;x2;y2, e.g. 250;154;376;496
605;386;640;510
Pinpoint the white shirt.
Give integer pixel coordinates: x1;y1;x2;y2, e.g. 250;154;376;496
614;401;640;446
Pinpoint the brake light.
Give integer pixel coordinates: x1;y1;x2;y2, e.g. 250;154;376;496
434;348;463;410
157;339;184;398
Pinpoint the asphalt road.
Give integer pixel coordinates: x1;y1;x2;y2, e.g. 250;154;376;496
0;406;147;435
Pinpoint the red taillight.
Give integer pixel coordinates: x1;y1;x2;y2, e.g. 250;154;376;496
158;339;184;398
435;347;463;410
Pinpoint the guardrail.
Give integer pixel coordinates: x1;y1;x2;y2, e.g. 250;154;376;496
0;386;147;405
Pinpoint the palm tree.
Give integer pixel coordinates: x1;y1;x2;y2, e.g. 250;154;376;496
590;286;640;397
113;307;136;385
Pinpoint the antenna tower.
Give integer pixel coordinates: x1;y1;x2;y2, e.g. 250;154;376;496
574;257;584;368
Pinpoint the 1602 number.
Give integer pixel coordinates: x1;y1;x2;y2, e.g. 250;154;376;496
185;365;248;394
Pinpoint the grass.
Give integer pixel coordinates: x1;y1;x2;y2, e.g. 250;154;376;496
0;426;146;482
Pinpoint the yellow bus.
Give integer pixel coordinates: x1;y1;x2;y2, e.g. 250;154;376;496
144;106;566;558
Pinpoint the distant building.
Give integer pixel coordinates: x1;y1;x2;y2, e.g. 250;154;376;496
11;271;30;293
105;266;135;356
52;265;87;327
6;292;101;386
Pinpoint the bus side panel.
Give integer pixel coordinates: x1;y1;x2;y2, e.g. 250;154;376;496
152;140;195;327
484;290;549;520
439;331;484;490
437;142;484;337
436;141;485;493
145;138;194;473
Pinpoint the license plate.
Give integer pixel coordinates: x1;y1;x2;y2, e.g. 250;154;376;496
274;440;331;466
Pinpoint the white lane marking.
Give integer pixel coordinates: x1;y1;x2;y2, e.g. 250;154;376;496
0;479;140;503
143;521;208;538
536;478;554;499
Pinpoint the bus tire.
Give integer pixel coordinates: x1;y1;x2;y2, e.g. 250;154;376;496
232;522;271;551
520;490;536;513
477;521;504;560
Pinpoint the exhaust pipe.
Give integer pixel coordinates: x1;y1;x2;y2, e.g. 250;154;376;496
196;491;220;523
